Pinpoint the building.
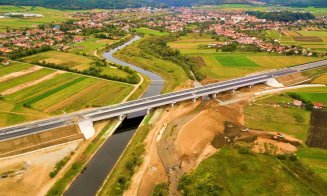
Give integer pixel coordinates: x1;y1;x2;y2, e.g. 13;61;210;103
293;100;303;107
2;59;10;66
313;102;324;109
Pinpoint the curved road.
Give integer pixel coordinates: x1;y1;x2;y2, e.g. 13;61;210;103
103;36;165;97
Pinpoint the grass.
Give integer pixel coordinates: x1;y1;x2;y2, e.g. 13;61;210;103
0;100;48;127
22;50;134;79
297;147;327;181
245;94;311;141
169;33;324;81
287;87;327;105
215;56;259;67
0;6;74;31
0;68;54;93
178;146;327;195
23;51;95;71
133;27;169;36
22;76;88;107
114;37;189;93
69;38;115;56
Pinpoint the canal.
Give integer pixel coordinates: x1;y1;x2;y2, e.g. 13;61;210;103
65;36;164;195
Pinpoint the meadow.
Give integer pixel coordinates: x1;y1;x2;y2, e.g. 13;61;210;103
22;51;132;79
0;6;75;32
69;38;116;56
169;33;324;81
0;62;134;126
133;27;169;36
178;147;327;195
245;94;311;141
0;61;32;77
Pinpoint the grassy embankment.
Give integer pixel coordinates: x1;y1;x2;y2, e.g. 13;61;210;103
46;119;119;196
114;36;190;93
98;112;155;195
178;146;327;195
169;33;324;81
0;6;74;32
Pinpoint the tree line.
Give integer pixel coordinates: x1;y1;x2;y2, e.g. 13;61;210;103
246;11;315;22
138;36;205;81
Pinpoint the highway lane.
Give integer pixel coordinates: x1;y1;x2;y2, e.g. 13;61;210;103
0;60;326;141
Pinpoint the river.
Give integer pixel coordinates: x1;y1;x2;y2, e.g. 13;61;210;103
65;36;165;196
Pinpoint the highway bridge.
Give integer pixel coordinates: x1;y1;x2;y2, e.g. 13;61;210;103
0;59;326;141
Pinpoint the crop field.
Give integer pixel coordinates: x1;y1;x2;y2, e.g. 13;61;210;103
23;51;94;70
0;62;134;127
133;27;169;36
114;38;189;92
306;110;327;149
0;61;32;77
69;38;116;55
266;30;327;52
169;34;324;80
22;51;132;78
215;56;259;67
0;6;75;32
197;53;322;80
0;68;54;93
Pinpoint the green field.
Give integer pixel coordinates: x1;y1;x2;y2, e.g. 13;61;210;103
169;34;324;81
287;87;327;104
0;6;74;32
215;56;259;67
245;93;311;141
22;51;132;79
133;27;169;36
0;61;32;77
179;147;327;195
298;147;327;181
69;38;116;56
266;30;327;52
0;61;134;126
114;37;189;92
0;68;54;93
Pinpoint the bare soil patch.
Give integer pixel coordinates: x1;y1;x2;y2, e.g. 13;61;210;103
0;141;80;196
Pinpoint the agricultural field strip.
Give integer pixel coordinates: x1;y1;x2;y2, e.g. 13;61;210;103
0;69;55;94
1;71;64;96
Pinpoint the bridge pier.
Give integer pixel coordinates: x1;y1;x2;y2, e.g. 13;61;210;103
170;102;176;107
119;114;125;121
192;97;198;103
146;108;152;115
232;89;236;93
212;93;217;98
249;85;253;89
